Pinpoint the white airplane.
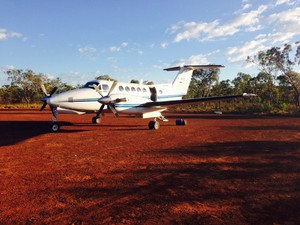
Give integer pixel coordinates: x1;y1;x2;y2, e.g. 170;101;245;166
40;65;256;132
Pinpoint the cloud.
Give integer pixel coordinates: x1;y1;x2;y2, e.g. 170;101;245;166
171;54;210;67
226;37;268;63
1;65;15;72
274;0;296;6
168;5;267;42
267;7;300;41
109;46;121;52
0;28;26;41
160;42;168;48
78;46;97;54
121;42;128;47
78;46;97;60
226;6;300;65
109;42;129;52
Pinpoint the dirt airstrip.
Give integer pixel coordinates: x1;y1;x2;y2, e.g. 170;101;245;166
0;110;299;224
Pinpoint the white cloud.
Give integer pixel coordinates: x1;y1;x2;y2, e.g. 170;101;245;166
226;37;268;63
78;46;97;54
242;3;252;10
78;46;97;61
169;5;267;42
109;42;129;52
109;46;121;52
171;54;210;67
121;42;128;47
275;0;295;6
217;6;300;65
1;65;15;72
0;28;25;41
160;42;168;48
267;7;300;43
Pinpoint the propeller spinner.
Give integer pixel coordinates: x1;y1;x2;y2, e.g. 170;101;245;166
93;82;125;117
40;84;58;111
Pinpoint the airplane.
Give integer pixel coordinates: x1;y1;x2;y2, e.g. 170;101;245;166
40;65;256;132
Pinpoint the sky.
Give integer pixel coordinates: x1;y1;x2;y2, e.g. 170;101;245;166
1;0;300;86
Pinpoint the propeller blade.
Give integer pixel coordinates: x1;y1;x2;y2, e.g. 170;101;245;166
49;87;58;96
40;102;47;111
108;81;118;96
41;84;48;96
93;84;103;97
108;104;119;117
95;104;105;117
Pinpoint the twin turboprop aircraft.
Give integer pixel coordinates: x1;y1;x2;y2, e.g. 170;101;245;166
40;65;255;132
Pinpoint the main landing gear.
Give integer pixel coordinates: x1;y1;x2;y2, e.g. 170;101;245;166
148;117;187;130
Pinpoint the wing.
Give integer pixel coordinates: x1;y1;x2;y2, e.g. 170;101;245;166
141;93;256;107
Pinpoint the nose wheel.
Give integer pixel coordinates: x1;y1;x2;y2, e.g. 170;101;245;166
148;120;160;130
92;116;101;124
50;107;60;132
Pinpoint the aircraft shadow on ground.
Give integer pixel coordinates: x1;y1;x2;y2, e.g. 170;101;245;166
59;139;300;224
165;114;260;120
0;121;83;146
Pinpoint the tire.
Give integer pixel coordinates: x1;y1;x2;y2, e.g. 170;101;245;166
92;117;101;124
148;121;160;130
51;123;60;132
176;119;187;126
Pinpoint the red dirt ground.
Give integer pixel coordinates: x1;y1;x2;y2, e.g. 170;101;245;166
0;110;299;224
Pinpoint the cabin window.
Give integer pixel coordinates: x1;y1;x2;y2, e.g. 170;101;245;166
119;86;124;92
131;87;136;92
82;81;99;89
102;84;109;91
137;87;141;92
125;86;130;92
142;88;147;92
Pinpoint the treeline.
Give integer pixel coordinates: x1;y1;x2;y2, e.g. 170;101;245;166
175;43;300;114
1;43;300;114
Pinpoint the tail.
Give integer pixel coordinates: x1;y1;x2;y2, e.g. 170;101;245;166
164;65;224;95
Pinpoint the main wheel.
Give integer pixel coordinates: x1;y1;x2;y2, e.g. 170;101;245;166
176;119;187;126
51;122;60;132
92;117;101;124
148;121;160;130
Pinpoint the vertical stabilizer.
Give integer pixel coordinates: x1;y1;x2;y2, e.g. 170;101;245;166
171;67;193;95
164;65;224;95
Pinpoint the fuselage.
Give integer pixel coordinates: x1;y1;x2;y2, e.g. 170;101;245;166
47;80;185;115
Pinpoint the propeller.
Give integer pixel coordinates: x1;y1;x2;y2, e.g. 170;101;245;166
93;81;126;117
40;84;58;111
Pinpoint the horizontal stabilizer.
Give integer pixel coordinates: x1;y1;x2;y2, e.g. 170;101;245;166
164;65;224;71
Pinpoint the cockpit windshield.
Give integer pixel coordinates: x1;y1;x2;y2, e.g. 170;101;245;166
81;81;100;89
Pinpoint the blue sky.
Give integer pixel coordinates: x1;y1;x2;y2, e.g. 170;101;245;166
1;0;300;86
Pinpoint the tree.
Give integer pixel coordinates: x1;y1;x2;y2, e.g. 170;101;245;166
187;68;220;98
212;79;233;96
247;42;300;107
130;79;140;84
143;80;154;85
232;72;253;94
5;69;44;107
95;75;117;81
0;85;23;104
